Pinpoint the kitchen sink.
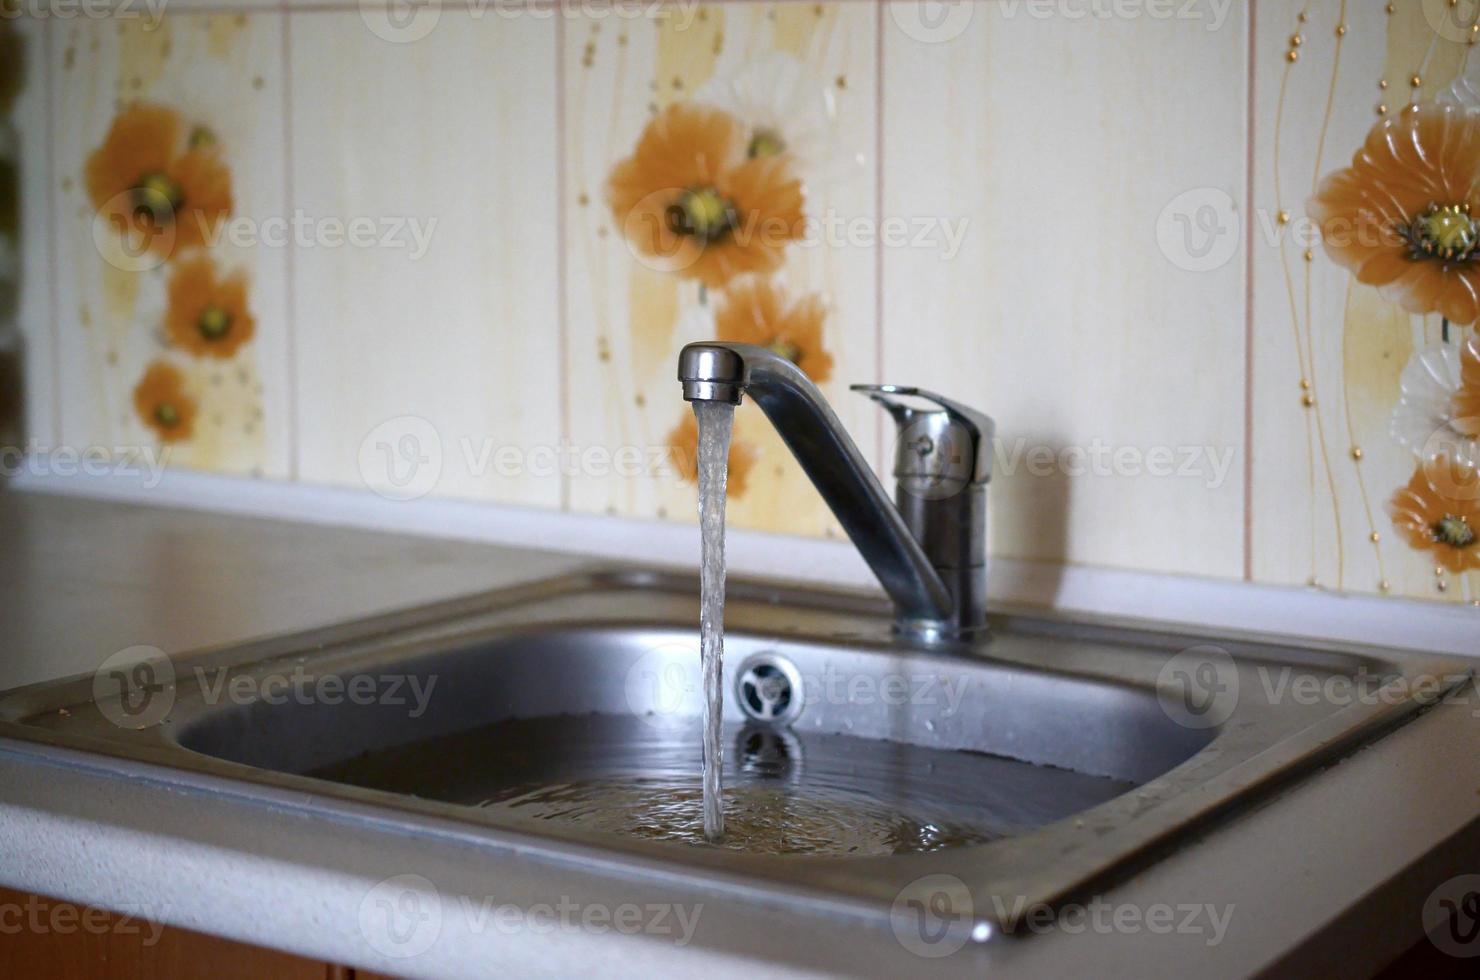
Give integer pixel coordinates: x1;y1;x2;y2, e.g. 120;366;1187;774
0;567;1466;934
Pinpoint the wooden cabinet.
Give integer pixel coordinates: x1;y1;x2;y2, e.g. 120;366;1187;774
0;887;358;980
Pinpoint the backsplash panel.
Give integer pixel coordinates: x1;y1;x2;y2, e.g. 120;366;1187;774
49;13;291;477
1252;0;1480;604
882;1;1249;578
288;11;561;507
6;0;1480;607
563;1;877;536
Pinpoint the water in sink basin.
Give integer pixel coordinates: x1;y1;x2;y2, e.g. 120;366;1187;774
309;713;1135;857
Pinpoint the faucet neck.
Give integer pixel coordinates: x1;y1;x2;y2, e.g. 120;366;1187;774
679;343;992;642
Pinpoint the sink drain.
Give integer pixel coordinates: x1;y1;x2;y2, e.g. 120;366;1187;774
736;653;804;727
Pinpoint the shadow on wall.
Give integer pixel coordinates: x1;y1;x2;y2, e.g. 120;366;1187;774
990;434;1073;604
0;15;26;458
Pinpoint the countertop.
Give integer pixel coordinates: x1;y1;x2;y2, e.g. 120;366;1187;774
1;489;1478;978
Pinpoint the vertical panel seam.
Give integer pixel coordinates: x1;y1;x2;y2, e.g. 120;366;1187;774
280;4;300;481
555;3;571;512
1243;0;1258;583
873;0;885;474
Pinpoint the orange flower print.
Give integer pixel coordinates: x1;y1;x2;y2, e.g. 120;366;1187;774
133;360;197;443
1454;332;1480;438
716;276;833;384
667;412;758;498
85;104;233;260
607;103;806;290
165;255;255;358
1309;103;1480;325
1388;455;1480;574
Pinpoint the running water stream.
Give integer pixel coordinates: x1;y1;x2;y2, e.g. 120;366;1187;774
693;400;734;843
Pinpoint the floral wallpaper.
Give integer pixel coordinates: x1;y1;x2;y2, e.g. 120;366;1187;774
86;103;252;445
1255;0;1480;605
50;14;286;478
9;1;1480;607
1311;103;1480;578
566;4;874;538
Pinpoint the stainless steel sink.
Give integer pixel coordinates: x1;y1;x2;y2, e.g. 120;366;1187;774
0;567;1466;934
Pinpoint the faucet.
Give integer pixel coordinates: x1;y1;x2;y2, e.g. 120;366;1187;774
678;342;995;643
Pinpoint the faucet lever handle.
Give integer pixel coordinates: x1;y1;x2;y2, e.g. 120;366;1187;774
850;384;995;485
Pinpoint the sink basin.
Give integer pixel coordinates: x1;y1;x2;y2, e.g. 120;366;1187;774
0;568;1465;932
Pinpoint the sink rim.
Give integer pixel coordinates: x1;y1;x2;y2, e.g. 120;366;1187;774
0;566;1469;933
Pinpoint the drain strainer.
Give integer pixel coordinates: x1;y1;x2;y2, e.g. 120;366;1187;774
736;653;804;726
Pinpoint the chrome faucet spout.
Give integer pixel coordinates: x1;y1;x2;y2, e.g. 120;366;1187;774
677;344;745;405
678;342;992;641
